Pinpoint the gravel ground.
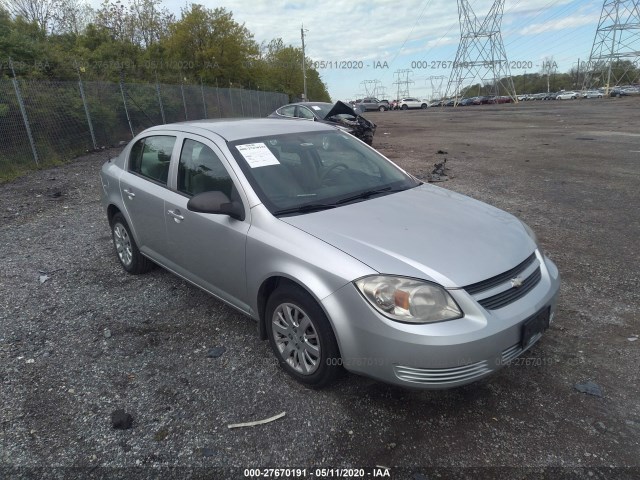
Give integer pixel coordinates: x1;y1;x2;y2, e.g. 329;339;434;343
1;99;639;479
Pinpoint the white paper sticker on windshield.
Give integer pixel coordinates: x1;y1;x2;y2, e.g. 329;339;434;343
311;106;321;111
236;143;280;168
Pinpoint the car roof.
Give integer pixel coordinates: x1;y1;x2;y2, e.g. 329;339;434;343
141;118;335;142
284;102;333;107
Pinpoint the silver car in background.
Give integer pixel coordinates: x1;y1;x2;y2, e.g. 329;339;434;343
100;119;560;389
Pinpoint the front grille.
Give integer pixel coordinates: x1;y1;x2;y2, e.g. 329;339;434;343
477;267;541;310
464;252;536;295
394;360;492;385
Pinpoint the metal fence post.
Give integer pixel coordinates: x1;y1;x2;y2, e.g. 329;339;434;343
77;67;97;150
156;79;166;124
215;78;221;117
257;88;262;117
229;86;234;116
10;58;39;165
119;71;134;138
180;81;188;120
240;89;245;117
201;78;208;119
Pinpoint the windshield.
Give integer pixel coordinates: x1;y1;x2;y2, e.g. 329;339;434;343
229;131;420;215
307;103;334;118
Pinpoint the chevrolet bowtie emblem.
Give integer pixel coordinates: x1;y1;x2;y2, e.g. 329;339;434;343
511;277;524;288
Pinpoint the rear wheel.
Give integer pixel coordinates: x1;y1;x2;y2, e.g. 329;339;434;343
111;213;153;274
266;285;341;388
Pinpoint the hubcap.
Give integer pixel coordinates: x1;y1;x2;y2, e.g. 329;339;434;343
113;223;133;267
271;303;320;375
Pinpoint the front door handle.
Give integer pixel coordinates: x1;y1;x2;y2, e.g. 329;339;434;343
167;209;184;222
123;188;135;198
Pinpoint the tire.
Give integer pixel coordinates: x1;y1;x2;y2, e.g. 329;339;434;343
401;104;408;110
111;212;153;274
266;284;341;388
421;103;428;109
379;106;386;112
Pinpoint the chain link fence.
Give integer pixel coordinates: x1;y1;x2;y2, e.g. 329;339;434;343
0;76;289;179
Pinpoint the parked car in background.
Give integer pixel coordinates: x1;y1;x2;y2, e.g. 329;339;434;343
101;118;560;389
398;97;429;110
488;96;513;104
354;97;389;112
269;101;376;145
610;86;640;97
472;96;492;105
582;90;603;98
556;91;578;100
459;97;475;106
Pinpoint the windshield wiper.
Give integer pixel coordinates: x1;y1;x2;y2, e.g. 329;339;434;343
273;203;338;216
335;186;402;205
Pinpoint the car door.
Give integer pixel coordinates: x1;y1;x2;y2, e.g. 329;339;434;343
163;136;251;312
119;134;178;261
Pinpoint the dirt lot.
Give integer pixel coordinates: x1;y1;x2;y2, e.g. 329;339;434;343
1;99;639;479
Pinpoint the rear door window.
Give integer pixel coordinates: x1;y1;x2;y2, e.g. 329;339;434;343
128;136;176;185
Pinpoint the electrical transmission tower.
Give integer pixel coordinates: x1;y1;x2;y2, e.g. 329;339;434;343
445;0;517;105
360;80;382;97
427;75;447;101
393;70;414;100
583;0;640;93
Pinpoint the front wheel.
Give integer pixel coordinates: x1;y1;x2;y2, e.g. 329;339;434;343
266;285;341;388
421;103;428;109
379;106;386;112
111;212;153;274
401;104;408;110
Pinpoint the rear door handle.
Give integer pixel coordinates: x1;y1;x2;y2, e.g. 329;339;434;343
123;189;135;198
167;209;184;221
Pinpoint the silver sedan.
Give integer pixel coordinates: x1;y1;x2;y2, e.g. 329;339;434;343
100;119;560;389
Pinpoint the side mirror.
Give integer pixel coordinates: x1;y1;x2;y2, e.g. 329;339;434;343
187;191;245;221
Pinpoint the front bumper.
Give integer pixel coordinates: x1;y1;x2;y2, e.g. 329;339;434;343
321;251;560;389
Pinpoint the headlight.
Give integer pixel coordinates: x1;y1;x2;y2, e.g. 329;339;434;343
520;220;539;245
355;276;463;324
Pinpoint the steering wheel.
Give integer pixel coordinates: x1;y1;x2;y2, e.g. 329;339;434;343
321;163;350;182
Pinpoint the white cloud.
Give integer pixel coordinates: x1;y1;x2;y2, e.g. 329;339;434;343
520;13;600;35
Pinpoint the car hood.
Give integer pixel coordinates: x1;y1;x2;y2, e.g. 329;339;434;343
324;101;360;119
280;184;536;288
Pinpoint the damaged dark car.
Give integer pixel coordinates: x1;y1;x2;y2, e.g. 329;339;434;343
268;101;376;145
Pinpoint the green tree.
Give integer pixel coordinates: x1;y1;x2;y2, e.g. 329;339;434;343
161;4;258;85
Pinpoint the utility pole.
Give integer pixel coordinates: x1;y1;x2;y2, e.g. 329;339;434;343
583;1;640;93
301;24;308;100
445;0;517;105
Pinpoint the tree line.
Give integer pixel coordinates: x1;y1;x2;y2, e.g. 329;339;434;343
0;0;331;102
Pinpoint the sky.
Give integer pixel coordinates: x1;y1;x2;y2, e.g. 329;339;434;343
90;0;606;101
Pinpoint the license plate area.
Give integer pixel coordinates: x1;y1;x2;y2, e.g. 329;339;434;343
521;307;550;348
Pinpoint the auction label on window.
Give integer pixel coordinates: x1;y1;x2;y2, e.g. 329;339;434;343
237;143;281;168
